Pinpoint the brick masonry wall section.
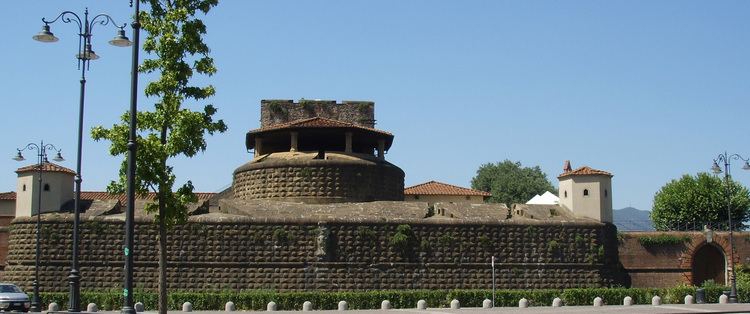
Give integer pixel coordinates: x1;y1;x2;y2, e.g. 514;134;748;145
232;160;405;203
260;100;375;128
1;218;621;292
618;231;750;288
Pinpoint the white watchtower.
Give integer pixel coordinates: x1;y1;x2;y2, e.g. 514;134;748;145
15;163;75;217
558;160;613;223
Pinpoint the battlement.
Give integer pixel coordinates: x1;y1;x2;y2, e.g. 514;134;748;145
260;99;375;128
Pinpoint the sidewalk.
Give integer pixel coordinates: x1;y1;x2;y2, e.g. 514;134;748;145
79;303;750;314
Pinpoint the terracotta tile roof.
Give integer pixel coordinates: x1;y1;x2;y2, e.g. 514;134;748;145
80;191;216;203
250;117;393;136
404;181;491;197
0;191;215;203
558;166;613;178
16;163;76;175
0;192;16;200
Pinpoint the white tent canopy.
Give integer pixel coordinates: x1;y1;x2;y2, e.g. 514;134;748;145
526;191;559;205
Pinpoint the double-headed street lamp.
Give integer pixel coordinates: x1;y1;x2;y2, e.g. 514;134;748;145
711;152;750;304
33;8;132;312
13;142;64;313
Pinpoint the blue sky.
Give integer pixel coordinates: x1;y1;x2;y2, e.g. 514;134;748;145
1;1;749;211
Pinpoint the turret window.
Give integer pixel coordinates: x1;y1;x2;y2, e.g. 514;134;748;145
583;189;589;197
43;184;50;191
564;191;567;198
604;189;608;198
22;184;26;192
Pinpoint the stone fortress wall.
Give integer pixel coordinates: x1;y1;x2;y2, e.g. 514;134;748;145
2;214;622;292
260;100;375;128
233;160;405;203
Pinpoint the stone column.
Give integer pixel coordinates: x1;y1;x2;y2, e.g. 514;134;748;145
290;131;299;152
345;132;353;153
254;137;263;157
377;139;385;160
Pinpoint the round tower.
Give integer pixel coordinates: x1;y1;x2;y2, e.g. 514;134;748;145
232;100;404;203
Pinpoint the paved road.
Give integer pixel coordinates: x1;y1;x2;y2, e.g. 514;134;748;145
82;303;750;314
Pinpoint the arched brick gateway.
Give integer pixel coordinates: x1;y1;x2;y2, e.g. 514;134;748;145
690;243;726;286
679;237;735;286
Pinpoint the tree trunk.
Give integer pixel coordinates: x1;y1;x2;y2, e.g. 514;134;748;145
158;201;167;314
158;121;169;314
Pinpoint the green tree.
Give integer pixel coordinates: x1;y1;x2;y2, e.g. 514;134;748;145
91;1;225;313
651;172;750;231
471;160;556;206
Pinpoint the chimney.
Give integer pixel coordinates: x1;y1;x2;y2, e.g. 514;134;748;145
563;160;572;172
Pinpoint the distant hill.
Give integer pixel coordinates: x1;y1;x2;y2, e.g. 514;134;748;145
613;207;655;231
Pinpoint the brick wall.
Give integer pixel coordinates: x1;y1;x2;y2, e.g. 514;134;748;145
618;231;750;288
1;217;622;292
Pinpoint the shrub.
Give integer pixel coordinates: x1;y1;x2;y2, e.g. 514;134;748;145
390;224;417;257
637;234;691;247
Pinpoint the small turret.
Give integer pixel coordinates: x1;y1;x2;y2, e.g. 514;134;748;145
558;161;613;223
15;163;75;217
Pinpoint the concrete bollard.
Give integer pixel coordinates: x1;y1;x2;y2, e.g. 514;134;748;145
482;299;492;309
552;297;562;307
48;303;60;312
417;299;427;310
684;295;694;305
623;296;633;306
87;303;99;312
135;302;145;312
267;301;278;311
182;302;193;312
225;301;236;311
303;301;313;311
450;299;460;309
519;298;529;308
381;300;391;310
337;301;348;311
719;294;728;304
651;296;661;306
593;297;603;307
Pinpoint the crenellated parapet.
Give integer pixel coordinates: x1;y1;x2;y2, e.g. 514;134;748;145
260;99;375;128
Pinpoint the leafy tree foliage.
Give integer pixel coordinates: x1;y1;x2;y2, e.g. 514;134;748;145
471;160;556;206
92;0;225;313
650;172;750;231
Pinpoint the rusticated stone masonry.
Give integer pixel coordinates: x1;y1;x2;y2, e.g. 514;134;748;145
233;160;405;203
1;215;623;292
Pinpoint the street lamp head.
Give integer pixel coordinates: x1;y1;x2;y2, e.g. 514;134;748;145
52;151;65;162
12;151;25;162
77;44;100;60
711;161;722;174
109;29;133;47
743;161;750;171
32;24;59;43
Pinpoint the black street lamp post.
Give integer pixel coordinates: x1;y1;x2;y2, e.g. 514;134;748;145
32;8;131;312
13;142;65;313
711;152;750;304
122;1;141;313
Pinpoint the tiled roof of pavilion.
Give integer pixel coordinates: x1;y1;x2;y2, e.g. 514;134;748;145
249;117;393;136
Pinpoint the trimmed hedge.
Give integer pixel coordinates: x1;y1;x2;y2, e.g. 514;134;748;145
36;286;744;311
